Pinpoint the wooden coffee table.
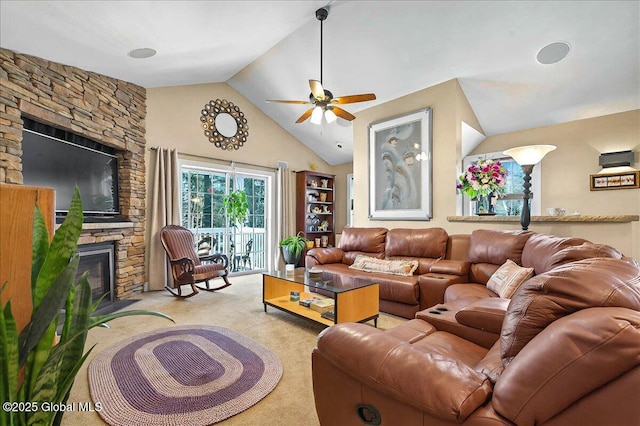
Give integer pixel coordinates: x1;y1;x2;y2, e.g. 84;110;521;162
263;268;379;327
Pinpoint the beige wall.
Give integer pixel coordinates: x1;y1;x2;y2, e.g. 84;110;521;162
352;77;639;258
473;110;639;258
145;82;350;248
145;82;333;173
331;162;354;233
353;79;464;229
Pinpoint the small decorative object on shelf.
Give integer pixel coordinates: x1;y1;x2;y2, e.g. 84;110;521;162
290;291;300;302
308;268;323;281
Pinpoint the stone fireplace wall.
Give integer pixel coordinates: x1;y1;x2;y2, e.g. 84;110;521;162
0;48;146;299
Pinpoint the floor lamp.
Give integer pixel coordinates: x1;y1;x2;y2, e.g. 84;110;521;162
503;145;557;230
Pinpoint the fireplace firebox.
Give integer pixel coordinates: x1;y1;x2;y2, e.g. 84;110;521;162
77;242;115;304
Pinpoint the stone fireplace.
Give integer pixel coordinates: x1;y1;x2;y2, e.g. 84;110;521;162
0;48;147;300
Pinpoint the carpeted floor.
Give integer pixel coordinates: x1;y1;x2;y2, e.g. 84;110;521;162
64;273;407;426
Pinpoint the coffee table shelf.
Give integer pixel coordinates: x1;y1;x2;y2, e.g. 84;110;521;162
263;269;379;327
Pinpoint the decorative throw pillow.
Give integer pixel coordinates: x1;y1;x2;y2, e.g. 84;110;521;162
486;259;534;299
349;255;419;277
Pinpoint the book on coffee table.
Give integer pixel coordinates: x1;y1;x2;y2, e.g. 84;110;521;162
320;310;335;321
310;299;334;313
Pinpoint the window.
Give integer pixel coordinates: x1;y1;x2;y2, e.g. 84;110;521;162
181;163;272;273
461;151;542;216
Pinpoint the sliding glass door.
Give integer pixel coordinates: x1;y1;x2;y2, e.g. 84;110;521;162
181;164;272;274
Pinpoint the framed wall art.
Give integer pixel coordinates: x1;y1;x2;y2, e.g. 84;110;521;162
590;170;639;191
368;107;432;220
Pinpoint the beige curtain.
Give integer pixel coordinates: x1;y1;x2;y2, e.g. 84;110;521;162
274;165;295;270
147;147;180;291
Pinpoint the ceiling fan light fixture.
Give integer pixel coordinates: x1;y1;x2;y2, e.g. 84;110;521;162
324;108;337;123
266;7;375;124
311;106;323;125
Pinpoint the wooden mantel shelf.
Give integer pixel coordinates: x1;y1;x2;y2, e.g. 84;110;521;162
447;215;639;223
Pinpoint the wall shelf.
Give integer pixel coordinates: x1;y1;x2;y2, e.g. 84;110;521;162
447;215;639;223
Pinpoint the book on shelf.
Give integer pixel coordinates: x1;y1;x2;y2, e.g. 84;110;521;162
310;299;335;313
321;310;335;321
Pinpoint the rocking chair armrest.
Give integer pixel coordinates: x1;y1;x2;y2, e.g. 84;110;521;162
168;257;196;276
200;253;230;270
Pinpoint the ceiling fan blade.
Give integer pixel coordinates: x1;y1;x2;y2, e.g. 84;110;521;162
266;99;312;104
309;79;325;101
331;106;356;121
295;108;314;123
331;93;377;104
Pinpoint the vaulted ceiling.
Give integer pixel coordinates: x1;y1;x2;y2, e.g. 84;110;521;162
1;1;638;165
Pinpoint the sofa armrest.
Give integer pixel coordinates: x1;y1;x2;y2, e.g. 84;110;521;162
305;247;344;267
430;259;470;276
455;298;510;334
418;273;468;309
315;323;492;422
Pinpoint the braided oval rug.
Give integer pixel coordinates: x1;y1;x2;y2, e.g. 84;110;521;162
88;325;283;425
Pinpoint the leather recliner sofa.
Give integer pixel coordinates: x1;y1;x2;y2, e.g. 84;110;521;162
312;255;640;425
306;227;624;322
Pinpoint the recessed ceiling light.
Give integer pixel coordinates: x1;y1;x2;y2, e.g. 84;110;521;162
536;41;570;65
128;48;157;59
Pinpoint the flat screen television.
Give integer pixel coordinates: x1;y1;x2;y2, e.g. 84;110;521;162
21;118;120;219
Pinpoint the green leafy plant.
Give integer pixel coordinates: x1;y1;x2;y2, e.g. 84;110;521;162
222;189;249;228
279;232;308;264
0;186;173;426
222;189;249;265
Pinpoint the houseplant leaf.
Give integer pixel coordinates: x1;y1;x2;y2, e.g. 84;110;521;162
31;185;82;309
0;296;19;426
31;206;49;292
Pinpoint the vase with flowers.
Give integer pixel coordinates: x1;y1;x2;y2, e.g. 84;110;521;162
457;159;508;215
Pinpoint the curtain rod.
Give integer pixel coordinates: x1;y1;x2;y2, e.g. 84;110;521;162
149;147;277;171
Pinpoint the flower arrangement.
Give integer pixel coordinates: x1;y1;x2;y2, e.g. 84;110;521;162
457;158;508;199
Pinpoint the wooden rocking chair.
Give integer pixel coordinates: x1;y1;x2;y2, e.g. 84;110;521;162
160;225;231;298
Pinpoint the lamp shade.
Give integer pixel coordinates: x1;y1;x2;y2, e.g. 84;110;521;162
504;145;556;165
324;108;337;123
310;106;323;125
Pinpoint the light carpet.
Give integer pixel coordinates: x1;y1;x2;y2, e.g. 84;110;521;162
64;273;407;426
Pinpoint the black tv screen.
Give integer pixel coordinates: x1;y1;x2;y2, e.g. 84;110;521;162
21;126;119;216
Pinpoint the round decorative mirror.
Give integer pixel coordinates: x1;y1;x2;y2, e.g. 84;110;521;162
200;99;249;150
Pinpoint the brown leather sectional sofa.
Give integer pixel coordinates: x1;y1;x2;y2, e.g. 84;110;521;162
305;227;623;321
310;227;640;425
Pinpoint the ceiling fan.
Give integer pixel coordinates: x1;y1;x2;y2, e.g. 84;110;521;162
267;7;376;125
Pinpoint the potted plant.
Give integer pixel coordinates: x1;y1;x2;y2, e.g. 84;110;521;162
279;232;308;265
0;187;173;426
222;189;249;267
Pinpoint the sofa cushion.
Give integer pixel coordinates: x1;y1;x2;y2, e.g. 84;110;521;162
545;242;623;270
494;307;640;425
468;230;533;284
521;233;590;274
486;259;534;299
339;227;387;253
385;228;448;259
350;255;419;277
500;257;640;365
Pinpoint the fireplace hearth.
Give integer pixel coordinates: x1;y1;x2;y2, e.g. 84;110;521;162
77;242;115;304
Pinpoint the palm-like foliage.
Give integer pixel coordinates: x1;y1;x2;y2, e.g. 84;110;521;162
0;186;173;426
